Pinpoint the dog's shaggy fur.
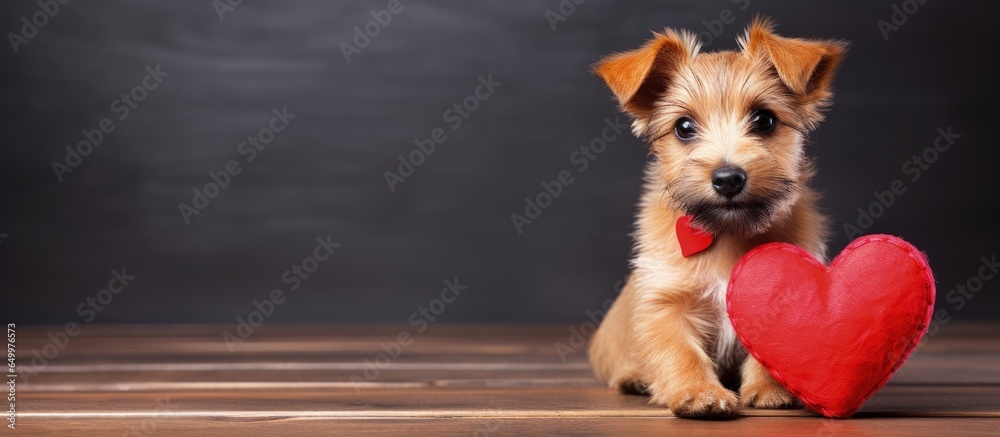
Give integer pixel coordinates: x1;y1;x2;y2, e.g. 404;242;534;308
588;18;845;418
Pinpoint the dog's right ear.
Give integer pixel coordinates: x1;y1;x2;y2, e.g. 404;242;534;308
593;30;697;134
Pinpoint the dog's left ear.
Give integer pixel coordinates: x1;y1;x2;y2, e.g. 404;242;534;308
743;18;846;108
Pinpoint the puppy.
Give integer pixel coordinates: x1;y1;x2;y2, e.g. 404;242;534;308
588;18;845;418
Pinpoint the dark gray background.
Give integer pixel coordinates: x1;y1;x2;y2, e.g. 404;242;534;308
2;1;998;324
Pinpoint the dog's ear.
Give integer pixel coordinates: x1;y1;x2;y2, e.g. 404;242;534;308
742;17;846;106
594;30;697;131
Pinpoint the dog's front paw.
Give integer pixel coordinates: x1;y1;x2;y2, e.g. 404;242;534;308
610;373;647;395
651;382;738;418
739;381;800;409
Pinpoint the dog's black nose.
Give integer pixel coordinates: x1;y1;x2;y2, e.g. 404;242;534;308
711;167;747;198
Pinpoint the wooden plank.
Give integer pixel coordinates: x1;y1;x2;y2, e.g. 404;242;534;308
17;386;1000;417
16;356;1000;392
10;417;1000;437
14;323;996;347
19;370;599;392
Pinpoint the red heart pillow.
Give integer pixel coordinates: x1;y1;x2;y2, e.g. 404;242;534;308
727;234;935;418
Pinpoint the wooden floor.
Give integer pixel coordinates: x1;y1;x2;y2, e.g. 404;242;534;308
11;324;1000;436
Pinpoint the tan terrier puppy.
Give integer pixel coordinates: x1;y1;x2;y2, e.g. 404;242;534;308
588;18;845;418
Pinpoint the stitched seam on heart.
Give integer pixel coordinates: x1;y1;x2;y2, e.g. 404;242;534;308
843;235;936;415
728;243;835;415
727;234;935;418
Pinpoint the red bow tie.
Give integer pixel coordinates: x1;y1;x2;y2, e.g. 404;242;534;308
676;215;714;257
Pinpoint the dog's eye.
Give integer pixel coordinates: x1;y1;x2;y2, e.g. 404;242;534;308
674;117;697;141
750;110;777;133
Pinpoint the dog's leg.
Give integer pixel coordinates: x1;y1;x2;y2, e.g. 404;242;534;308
633;287;738;418
588;282;644;393
738;356;800;409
